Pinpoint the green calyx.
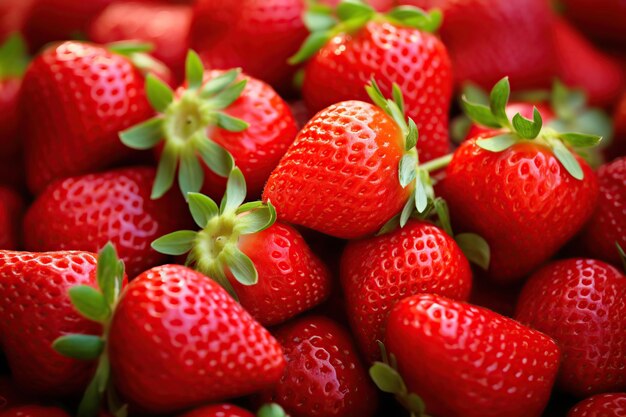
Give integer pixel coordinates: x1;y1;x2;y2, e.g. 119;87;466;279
0;33;28;79
120;50;246;199
462;76;602;180
290;0;442;64
257;404;289;417
151;168;276;299
52;243;127;417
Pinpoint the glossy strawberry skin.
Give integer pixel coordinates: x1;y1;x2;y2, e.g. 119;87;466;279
0;405;70;417
303;21;452;163
23;167;190;277
233;222;332;326
515;259;626;396
256;316;378;417
178;404;254;417
0;251;103;396
108;264;285;413
387;294;560;417
21;41;153;194
0;78;21;159
263;100;410;239
567;393;626;417
438;138;598;283
340;220;472;361
0;187;23;250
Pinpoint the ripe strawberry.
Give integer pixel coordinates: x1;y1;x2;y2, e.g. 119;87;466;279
515;258;626;396
256;316;379;417
340;219;472;361
561;0;626;47
568;393;626;417
178;404;254;417
152;168;331;326
372;293;560;417
0;406;70;417
20;41;156;194
0;34;27;160
120;52;298;200
296;2;452;163
438;77;600;282
0;187;23;250
23;167;190;277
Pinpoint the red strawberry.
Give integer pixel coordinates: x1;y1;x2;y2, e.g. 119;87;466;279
568;393;626;417
515;258;626;396
297;3;452;163
0;406;70;417
178;404;254;417
20;41;155;194
608;93;626;160
373;293;560;417
340;219;472;361
23;167;190;277
256;316;379;417
561;0;626;47
0;187;23;250
152;168;332;326
0;34;27;160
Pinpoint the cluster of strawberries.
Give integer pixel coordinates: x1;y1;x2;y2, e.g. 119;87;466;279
0;0;625;417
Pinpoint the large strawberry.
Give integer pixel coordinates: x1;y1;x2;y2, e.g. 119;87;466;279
294;1;452;163
23;167;190;277
568;393;626;417
152;168;331;326
515;258;626;396
120;51;297;200
438;77;600;282
256;316;379;417
0;34;27;160
0;406;70;417
0;187;23;250
371;293;560;417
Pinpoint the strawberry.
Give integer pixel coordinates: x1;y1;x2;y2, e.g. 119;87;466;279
23;167;190;277
256;316;379;417
152;168;331;326
340;219;473;361
120;52;298;200
294;2;452;163
568;393;626;417
438;77;600;282
561;0;626;47
371;293;560;417
515;258;626;396
578;157;625;267
0;34;27;160
0;406;70;417
0;187;23;250
189;0;307;93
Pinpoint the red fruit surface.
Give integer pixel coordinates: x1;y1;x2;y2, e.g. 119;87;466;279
515;259;626;396
568;393;626;417
608;93;626;160
263;100;410;239
303;21;453;162
438;139;598;282
257;316;378;417
0;0;33;42
0;377;29;412
178;404;254;417
23;167;190;277
0;406;70;417
340;220;472;361
108;264;285;413
233;222;332;326
0;251;103;396
189;0;307;93
0;187;23;250
0;78;21;158
21;41;153;194
561;0;626;47
387;294;561;417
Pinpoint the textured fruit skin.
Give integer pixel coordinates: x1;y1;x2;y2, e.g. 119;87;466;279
263;100;410;239
515;259;626;397
562;0;626;47
578;157;625;267
23;167;190;277
233;222;332;326
177;404;254;417
21;41;153;194
189;0;307;93
387;294;561;417
567;393;626;417
340;220;472;361
0;405;70;417
256;316;378;417
0;251;104;396
0;78;21;159
89;2;192;80
438;138;598;282
465;102;555;142
0;188;23;250
303;21;452;163
108;264;285;413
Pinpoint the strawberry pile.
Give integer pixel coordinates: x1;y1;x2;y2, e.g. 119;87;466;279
0;0;625;416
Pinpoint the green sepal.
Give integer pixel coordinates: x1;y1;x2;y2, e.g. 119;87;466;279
224;247;258;286
476;133;517;152
365;78;388;111
151;230;198;255
414;170;430;213
216;112;249;132
0;33;28;79
337;0;375;21
257;403;288;417
551;79;586;121
377;214;401;236
489;76;511;128
53;334;104;361
185;50;204;91
558;132;602;148
550;139;584;180
289;31;333;65
511;108;542;139
195;136;235;178
205;79;248;109
69;285;110;323
200;69;241;97
461;82;489;105
450;115;472;144
454;233;490;270
433;198;453;237
406;119;418;151
392;83;406;115
386;6;443;33
304;7;337;32
399;153;418;188
370;362;406;394
96;243;125;307
151;141;179;199
145;73;174;113
188;192;219;228
617;243;626;273
400;193;416;227
77;349;111;417
461;98;500;128
107;41;153;55
220;168;247;215
119;116;164;150
178;146;205;198
236;202;277;235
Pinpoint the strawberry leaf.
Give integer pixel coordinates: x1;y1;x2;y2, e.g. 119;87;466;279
178;147;205;197
236;202;277;235
289;31;333;65
145;74;174;113
53;334;104;361
511;107;542;139
107;41;153;55
257;404;288;417
224;247;258;286
185;50;204;91
386;6;442;33
304;9;337;32
392;83;405;115
119;116;164;150
369;362;406;394
454;233;490;270
200;69;240;97
399;153;418;187
476;133;517;152
406;119;418;150
205;79;247;110
188;192;219;228
0;33;28;79
216;112;249;132
433;198;453;236
337;0;375;21
400;193;416;227
461;98;500;128
220;168;247;214
151;142;179;199
558;132;602;148
551;140;584;180
151;230;198;255
69;286;110;323
96;243;124;306
195;136;234;178
489;76;511;127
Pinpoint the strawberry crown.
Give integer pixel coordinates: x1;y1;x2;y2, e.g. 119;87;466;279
106;41;171;81
151;168;276;299
462;77;602;180
120;50;247;200
0;33;28;79
290;0;442;64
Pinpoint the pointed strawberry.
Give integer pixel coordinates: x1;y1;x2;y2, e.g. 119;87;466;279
568;393;626;417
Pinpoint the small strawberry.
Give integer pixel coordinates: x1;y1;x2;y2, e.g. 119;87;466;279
0;34;28;160
294;1;452;163
568;393;626;417
152;168;331;326
0;187;23;250
23;167;190;277
120;51;298;200
256;316;379;417
515;258;626;396
561;0;626;47
371;293;561;417
0;406;70;417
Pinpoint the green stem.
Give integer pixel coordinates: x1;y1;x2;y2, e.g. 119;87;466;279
420;154;453;173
